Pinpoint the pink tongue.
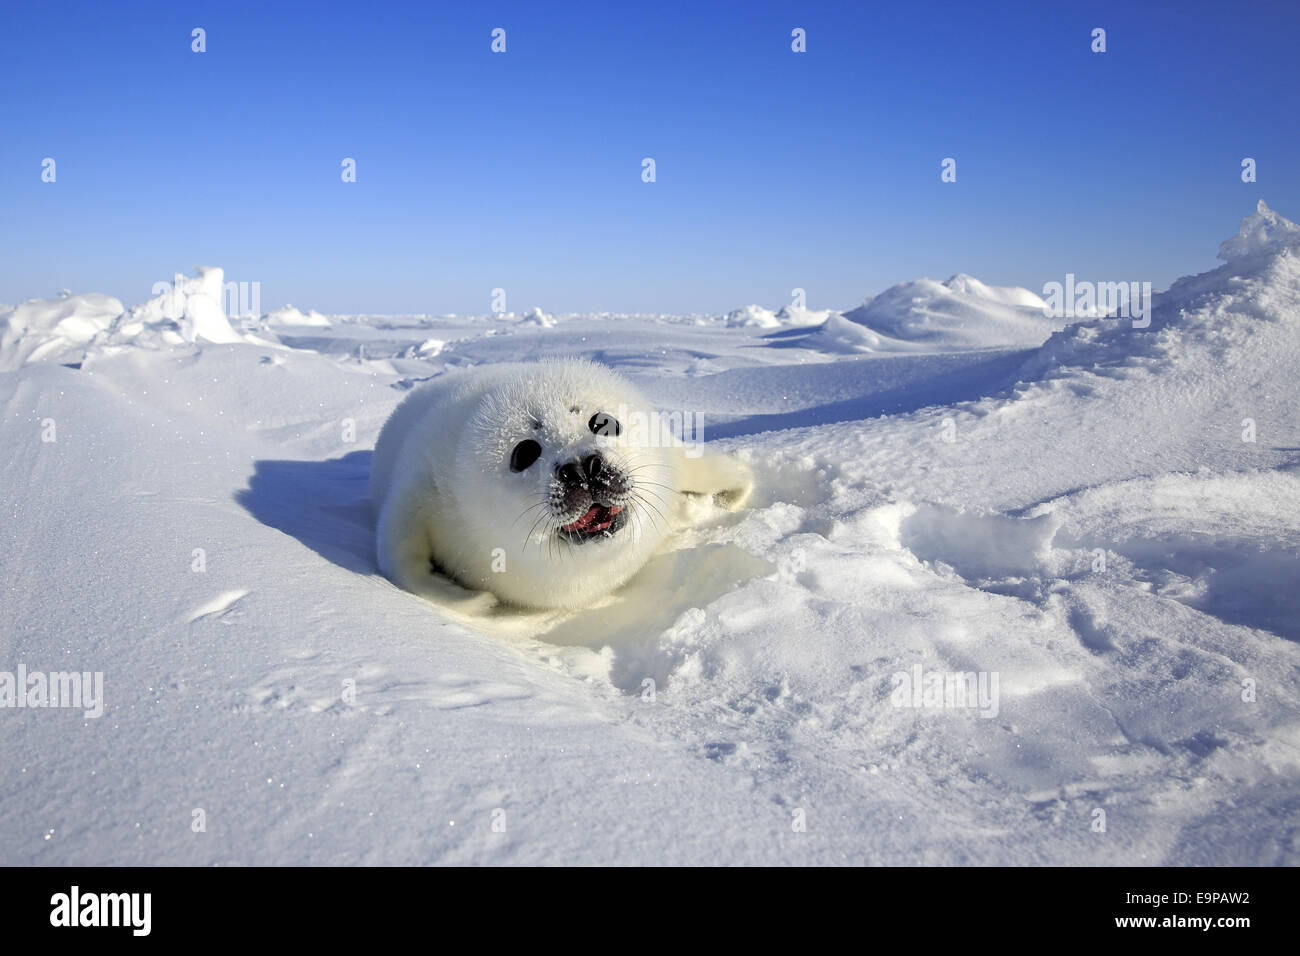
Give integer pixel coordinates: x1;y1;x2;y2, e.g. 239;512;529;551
562;504;623;533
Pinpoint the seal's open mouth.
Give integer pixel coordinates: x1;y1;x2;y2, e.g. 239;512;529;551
558;504;627;543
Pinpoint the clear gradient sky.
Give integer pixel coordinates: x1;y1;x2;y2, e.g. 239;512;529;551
2;0;1297;315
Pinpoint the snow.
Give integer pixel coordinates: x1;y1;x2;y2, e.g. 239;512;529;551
0;292;124;371
1218;199;1300;262
117;265;245;347
774;305;836;326
843;272;1064;349
802;312;925;354
2;203;1298;865
725;304;782;328
518;306;554;328
265;305;332;328
0;266;269;372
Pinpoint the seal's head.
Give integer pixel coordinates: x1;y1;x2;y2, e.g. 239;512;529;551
451;359;675;608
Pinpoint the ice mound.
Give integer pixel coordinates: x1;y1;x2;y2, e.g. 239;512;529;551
520;307;555;328
844;273;1062;349
727;304;841;329
803;312;921;353
807;312;882;351
115;266;243;347
0;292;125;371
265;305;332;327
1022;200;1300;382
941;272;1047;308
0;266;277;371
725;304;781;328
1218;199;1300;262
774;305;837;326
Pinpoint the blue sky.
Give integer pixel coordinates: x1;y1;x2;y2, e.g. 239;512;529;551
2;0;1297;315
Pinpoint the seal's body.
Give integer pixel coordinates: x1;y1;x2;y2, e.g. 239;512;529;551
370;359;752;610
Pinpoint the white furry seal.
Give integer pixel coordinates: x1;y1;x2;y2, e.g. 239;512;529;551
370;359;753;610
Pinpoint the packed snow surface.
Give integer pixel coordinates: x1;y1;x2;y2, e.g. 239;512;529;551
2;203;1298;865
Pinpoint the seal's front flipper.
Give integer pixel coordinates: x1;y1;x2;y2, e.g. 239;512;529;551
673;447;754;511
376;475;499;618
406;569;500;618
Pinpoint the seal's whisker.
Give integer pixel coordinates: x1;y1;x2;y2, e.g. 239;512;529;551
624;476;676;489
524;509;552;553
632;493;669;534
634;504;665;539
630;483;672;509
630;480;675;497
511;498;551;530
624;463;674;480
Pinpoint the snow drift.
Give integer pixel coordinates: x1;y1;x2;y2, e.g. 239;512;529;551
265;305;332;328
843;272;1064;349
0;266;322;370
0;292;125;371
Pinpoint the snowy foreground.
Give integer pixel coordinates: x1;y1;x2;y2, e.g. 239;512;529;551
2;202;1298;865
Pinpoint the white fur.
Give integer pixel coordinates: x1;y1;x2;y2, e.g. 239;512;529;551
370;359;753;610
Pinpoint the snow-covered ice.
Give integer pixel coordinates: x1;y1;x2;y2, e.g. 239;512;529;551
265;305;332;328
843;272;1064;349
1;202;1297;865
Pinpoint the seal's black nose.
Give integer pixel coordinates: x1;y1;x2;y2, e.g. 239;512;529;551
558;454;608;487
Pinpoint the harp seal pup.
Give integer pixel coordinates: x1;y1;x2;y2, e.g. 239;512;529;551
369;359;753;611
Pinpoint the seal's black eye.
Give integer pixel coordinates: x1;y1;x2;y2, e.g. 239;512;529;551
510;439;542;472
589;412;620;437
